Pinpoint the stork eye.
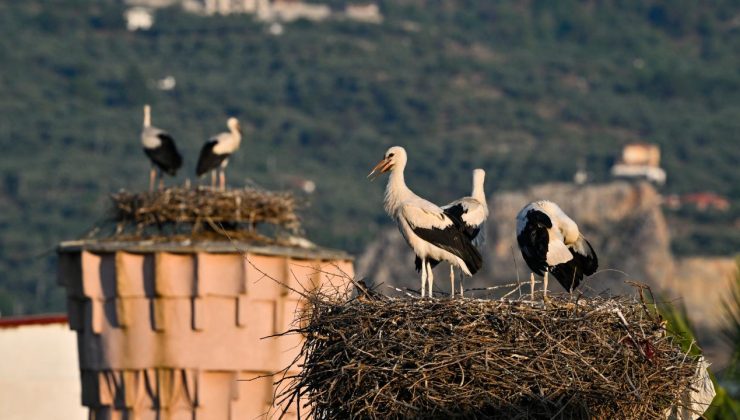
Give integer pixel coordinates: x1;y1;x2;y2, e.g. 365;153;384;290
388;153;395;158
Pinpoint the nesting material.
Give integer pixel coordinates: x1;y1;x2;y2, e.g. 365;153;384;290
278;292;705;419
109;187;301;238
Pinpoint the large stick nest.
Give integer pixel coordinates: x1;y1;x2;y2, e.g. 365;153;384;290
108;187;301;240
278;290;704;419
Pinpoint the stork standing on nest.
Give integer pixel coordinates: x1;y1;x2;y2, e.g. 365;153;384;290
368;146;482;298
196;117;242;190
439;168;488;297
516;200;598;301
141;104;183;191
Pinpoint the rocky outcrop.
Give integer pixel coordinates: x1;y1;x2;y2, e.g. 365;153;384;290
671;257;737;367
357;181;675;296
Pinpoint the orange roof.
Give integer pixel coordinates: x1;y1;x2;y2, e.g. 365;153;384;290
0;313;67;329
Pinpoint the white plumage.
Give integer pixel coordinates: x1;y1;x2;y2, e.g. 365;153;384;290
515;200;598;299
196;117;242;190
368;146;482;298
441;168;488;296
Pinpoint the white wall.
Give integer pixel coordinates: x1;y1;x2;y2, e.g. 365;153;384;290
0;322;86;420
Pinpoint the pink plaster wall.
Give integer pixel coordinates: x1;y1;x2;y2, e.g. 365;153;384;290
58;249;353;419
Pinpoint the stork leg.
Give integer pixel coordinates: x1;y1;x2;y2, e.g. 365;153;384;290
530;273;535;301
543;271;550;304
149;167;157;192
420;257;427;298
449;265;455;298
427;260;434;298
158;177;164;191
459;272;464;297
210;170;217;189
219;169;226;191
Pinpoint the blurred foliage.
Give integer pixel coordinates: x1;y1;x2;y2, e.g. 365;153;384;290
0;0;739;314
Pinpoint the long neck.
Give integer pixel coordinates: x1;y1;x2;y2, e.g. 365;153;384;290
384;166;413;217
472;179;486;204
230;126;242;145
143;106;151;128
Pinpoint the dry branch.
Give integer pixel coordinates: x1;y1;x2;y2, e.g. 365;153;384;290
278;289;704;419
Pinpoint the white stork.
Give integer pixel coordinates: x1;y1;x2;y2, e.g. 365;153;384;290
140;104;183;191
515;200;598;300
439;168;488;297
196;117;242;190
368;146;483;298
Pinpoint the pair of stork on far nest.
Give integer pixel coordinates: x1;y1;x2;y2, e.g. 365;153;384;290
141;105;243;192
369;146;598;300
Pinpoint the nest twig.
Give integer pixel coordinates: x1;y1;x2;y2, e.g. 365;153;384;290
276;288;704;419
108;187;301;239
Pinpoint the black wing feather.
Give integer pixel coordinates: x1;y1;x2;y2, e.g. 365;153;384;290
575;237;598;276
444;203;480;240
144;133;182;176
550;259;581;292
550;237;599;292
410;210;483;275
196;140;229;176
516;211;551;276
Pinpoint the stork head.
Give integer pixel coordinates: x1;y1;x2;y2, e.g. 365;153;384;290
473;169;485;186
227;117;242;135
368;146;406;181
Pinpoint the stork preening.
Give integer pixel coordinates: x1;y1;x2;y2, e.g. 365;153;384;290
196;117;242;190
140;105;183;191
368;146;482;298
516;200;598;300
440;168;488;297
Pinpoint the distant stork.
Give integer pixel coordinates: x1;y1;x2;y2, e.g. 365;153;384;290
440;168;488;297
516;200;598;300
196;117;242;190
368;146;482;298
140;104;182;191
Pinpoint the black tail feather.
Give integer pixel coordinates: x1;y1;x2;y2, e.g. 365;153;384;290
551;237;598;292
461;237;483;275
550;259;583;292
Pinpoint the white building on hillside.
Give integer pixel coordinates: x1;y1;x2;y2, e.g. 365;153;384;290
611;143;667;185
124;6;155;31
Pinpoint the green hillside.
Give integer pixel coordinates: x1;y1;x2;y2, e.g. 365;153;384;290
0;0;738;314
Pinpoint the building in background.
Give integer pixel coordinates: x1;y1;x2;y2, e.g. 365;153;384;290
123;0;382;23
611;142;667;185
0;315;87;420
343;3;383;24
124;6;155;31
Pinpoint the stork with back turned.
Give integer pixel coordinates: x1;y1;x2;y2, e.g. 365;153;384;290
140;104;183;191
516;200;598;301
441;168;488;297
415;169;488;297
368;146;483;298
196;117;242;190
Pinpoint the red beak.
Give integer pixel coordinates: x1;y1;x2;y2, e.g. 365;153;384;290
367;158;393;181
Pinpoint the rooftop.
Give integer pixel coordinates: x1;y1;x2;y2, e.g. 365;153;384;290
58;239;353;261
